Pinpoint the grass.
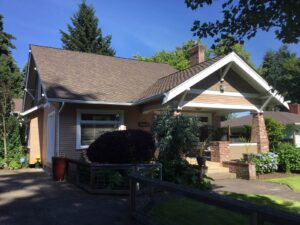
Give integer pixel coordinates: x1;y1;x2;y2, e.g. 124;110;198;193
268;176;300;192
147;194;300;225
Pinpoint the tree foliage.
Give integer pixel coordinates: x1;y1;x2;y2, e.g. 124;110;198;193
0;15;24;165
212;38;255;67
265;117;286;150
260;46;300;103
134;40;211;70
60;1;115;56
185;0;300;52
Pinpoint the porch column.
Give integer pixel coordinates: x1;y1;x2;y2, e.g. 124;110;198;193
250;113;269;153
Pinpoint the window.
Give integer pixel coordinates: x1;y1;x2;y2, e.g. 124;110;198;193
76;110;124;149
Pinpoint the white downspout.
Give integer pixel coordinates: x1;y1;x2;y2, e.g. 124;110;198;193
56;102;65;156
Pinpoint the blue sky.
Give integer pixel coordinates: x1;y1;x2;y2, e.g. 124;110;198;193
1;0;300;69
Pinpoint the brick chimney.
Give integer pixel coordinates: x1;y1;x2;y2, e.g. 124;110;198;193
189;43;205;66
289;104;300;115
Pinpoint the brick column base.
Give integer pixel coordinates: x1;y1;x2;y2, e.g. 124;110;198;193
251;113;269;153
210;141;230;162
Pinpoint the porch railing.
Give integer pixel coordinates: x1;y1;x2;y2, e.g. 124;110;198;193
129;173;300;225
65;158;162;194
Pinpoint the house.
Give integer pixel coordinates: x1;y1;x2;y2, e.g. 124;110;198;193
21;44;289;166
221;108;300;147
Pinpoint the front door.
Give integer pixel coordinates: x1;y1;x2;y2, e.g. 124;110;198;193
47;111;56;162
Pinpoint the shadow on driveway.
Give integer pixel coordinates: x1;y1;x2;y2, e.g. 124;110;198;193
0;169;133;225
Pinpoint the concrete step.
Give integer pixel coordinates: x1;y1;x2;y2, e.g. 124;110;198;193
208;172;236;180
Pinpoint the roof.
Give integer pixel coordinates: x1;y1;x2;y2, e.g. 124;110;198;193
221;111;300;127
30;45;177;103
12;98;23;113
139;55;225;100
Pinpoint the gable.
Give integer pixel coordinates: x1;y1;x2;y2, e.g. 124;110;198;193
162;52;289;111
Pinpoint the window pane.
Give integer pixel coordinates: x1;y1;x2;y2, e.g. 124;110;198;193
81;124;117;146
81;113;119;121
199;117;208;122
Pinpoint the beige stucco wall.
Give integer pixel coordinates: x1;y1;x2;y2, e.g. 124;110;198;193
228;143;258;160
27;103;57;166
59;104;154;159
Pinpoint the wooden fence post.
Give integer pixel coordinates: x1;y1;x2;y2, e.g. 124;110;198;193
250;212;263;225
129;177;137;217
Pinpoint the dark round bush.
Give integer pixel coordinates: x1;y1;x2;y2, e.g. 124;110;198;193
86;129;155;163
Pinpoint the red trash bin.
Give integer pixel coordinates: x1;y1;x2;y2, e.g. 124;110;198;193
52;157;66;181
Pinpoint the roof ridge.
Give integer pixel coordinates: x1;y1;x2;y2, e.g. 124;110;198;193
156;55;224;81
29;44;174;67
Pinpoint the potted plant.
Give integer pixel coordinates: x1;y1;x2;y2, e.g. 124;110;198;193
196;140;208;167
240;137;253;162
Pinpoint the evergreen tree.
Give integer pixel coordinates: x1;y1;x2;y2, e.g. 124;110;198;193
134;40;212;70
261;46;300;103
0;15;22;161
60;1;115;56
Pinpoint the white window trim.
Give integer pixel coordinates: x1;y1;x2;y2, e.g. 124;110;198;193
76;109;124;150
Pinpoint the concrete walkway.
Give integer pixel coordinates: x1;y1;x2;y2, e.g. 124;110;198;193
0;169;134;225
213;179;300;201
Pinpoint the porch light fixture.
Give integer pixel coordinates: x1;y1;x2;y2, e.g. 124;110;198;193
219;79;225;93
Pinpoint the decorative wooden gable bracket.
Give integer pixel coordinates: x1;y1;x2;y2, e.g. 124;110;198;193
220;62;232;80
177;88;190;110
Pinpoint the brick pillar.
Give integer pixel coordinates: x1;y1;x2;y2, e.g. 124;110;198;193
251;113;269;153
210;141;230;162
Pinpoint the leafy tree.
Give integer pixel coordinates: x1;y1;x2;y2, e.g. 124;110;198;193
185;0;300;52
60;0;115;56
0;15;23;164
260;46;300;103
134;40;211;70
265;117;286;150
212;39;255;67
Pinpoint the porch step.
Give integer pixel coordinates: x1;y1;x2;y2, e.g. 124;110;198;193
206;161;236;180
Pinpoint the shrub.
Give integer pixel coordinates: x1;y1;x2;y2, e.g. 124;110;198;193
162;159;212;190
86;129;155;163
252;152;278;174
265;117;286;149
273;142;300;172
151;110;202;161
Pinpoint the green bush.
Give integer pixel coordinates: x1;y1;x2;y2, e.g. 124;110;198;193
162;159;212;190
251;152;278;174
8;160;22;170
151;110;202;161
151;110;212;190
273;143;300;172
265;117;286;149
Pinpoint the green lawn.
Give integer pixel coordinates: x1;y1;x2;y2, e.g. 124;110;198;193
147;194;300;225
268;176;300;192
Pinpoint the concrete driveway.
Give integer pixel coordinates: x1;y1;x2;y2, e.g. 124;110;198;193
0;169;133;225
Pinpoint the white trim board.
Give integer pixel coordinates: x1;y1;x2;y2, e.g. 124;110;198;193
48;98;133;106
189;89;259;98
182;102;260;112
162;52;289;110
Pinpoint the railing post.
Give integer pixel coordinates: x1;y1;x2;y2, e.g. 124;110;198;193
250;212;264;225
129;177;137;217
90;166;95;189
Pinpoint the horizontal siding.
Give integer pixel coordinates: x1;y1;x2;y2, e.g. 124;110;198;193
190;94;260;106
59;104;154;160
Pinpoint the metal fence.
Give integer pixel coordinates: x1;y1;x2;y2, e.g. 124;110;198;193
65;158;162;194
129;173;300;225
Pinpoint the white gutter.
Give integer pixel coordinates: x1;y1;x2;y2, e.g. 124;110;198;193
47;98;134;106
20;105;43;116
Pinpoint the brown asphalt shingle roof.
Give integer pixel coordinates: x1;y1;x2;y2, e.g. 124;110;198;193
221;111;300;127
138;55;225;100
31;45;177;103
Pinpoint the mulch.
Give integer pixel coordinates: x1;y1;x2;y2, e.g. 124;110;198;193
257;172;300;180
